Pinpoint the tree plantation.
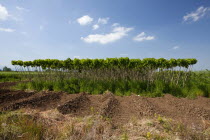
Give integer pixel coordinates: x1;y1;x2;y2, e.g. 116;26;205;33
11;58;197;85
12;58;197;71
9;57;210;98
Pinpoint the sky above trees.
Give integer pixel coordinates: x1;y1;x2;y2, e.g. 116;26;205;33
0;0;210;70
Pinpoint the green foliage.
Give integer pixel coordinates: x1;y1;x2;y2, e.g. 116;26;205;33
11;58;198;72
15;72;210;98
2;66;12;72
10;58;210;98
0;72;22;82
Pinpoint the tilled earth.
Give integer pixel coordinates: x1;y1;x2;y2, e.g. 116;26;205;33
0;82;210;139
1;82;210;127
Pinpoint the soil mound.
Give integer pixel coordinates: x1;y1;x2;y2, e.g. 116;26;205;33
0;90;35;105
2;92;61;111
148;94;210;120
0;89;11;95
0;85;209;129
57;92;90;114
100;92;119;118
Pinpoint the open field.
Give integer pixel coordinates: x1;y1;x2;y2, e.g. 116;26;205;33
1;0;210;139
6;58;210;98
0;82;210;139
0;72;22;82
0;58;210;139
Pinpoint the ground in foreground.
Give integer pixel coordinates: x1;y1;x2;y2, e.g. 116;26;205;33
0;82;210;140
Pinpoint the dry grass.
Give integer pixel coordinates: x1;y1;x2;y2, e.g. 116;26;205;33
1;110;209;140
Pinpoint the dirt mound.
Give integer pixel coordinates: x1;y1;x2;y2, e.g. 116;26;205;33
100;92;119;118
0;90;35;105
57;92;90;115
148;94;210;120
0;89;11;94
0;87;210;130
2;92;61;111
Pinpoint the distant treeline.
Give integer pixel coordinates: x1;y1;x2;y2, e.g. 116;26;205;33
0;66;12;72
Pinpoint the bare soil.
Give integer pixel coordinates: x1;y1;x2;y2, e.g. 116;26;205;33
0;82;210;139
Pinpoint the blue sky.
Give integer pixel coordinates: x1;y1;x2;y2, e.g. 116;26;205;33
0;0;210;70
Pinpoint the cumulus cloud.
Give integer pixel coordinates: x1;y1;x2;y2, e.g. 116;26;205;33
81;26;133;44
0;4;21;21
133;32;155;42
92;24;99;30
173;46;180;50
77;15;93;25
183;6;210;22
0;28;15;32
112;23;120;27
0;4;9;21
98;17;109;24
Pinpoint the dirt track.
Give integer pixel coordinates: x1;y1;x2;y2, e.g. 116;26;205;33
0;82;210;130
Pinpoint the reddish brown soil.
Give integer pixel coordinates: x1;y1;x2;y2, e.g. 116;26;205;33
100;92;119;118
0;82;210;130
57;92;90;114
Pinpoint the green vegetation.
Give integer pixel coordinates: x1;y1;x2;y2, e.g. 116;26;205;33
15;75;210;98
0;72;22;82
3;57;209;97
2;66;12;72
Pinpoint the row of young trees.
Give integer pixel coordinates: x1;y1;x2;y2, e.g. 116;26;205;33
12;58;197;71
11;58;197;87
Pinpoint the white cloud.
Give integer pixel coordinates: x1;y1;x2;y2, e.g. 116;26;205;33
0;28;15;32
81;26;133;44
98;17;109;24
16;6;24;11
0;4;22;22
92;24;99;30
16;6;29;12
0;4;9;21
183;6;210;22
77;15;93;25
112;23;120;27
173;46;180;50
133;32;155;42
